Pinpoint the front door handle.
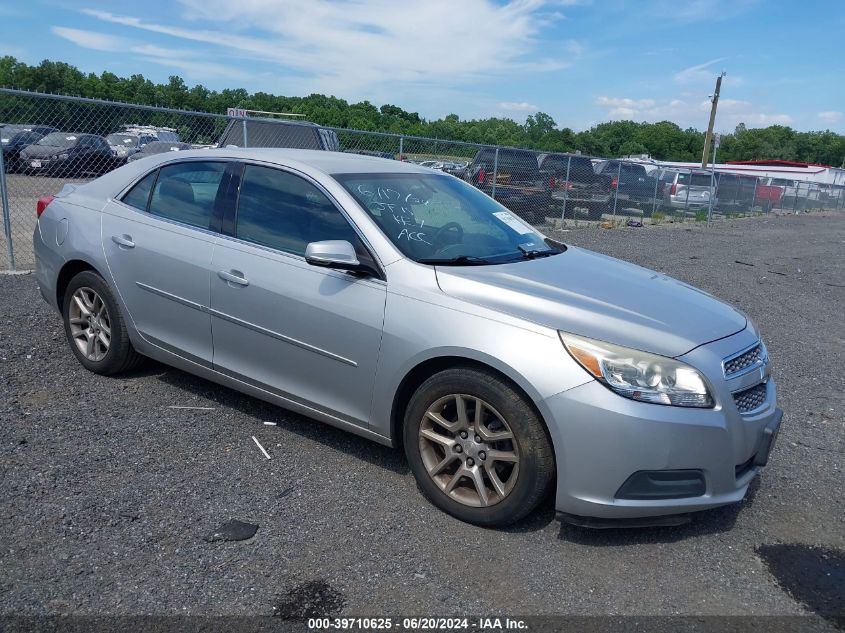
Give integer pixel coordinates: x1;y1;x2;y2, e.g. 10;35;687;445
217;269;249;287
111;234;135;248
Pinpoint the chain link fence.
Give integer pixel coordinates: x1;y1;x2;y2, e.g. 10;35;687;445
2;88;843;270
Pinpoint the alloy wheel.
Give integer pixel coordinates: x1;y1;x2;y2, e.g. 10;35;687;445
68;287;111;362
418;394;520;507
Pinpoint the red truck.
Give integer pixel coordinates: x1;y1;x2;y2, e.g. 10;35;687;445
755;180;784;212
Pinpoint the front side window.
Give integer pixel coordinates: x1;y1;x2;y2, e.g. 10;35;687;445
236;165;363;258
336;173;559;264
147;161;226;229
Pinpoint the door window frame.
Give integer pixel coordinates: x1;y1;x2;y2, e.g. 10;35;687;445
220;160;386;281
113;157;236;237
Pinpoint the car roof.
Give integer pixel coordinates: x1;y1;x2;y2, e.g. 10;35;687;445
128;148;437;175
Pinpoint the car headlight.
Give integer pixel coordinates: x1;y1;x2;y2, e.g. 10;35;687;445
559;332;714;408
57;153;69;160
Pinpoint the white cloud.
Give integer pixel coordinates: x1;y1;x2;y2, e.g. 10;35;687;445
51;26;128;51
80;1;571;103
596;96;655;108
499;102;540;112
51;25;245;81
818;111;843;124
596;94;792;129
673;58;726;84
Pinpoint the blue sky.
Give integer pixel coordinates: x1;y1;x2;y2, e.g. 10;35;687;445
2;0;843;133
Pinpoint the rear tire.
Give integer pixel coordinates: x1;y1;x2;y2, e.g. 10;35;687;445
403;367;555;527
62;270;144;375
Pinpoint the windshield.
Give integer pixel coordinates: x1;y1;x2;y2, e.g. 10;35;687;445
36;133;78;148
678;173;713;187
107;134;139;146
336;173;560;264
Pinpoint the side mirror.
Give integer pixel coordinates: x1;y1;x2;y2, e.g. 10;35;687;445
304;240;361;271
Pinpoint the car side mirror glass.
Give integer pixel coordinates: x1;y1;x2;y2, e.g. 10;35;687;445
304;240;361;271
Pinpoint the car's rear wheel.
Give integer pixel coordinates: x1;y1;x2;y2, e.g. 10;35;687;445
63;270;144;375
403;368;554;527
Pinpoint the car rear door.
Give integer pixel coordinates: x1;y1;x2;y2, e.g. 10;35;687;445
209;163;386;427
102;160;234;366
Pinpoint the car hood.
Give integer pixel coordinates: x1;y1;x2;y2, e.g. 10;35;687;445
434;246;746;357
20;145;70;158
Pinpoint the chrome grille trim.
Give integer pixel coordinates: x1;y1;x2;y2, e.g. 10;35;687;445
722;341;766;379
732;381;768;414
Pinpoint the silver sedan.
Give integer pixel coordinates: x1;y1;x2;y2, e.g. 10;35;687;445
33;149;782;527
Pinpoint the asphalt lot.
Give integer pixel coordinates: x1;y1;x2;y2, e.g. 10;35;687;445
1;212;843;621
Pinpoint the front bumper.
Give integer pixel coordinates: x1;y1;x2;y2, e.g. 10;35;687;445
542;327;781;520
23;157;68;174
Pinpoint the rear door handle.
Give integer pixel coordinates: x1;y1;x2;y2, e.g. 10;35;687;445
111;234;135;248
217;269;249;287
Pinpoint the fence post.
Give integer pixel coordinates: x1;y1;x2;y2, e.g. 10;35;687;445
650;167;660;218
491;147;499;200
750;177;758;215
0;149;14;270
706;142;718;225
560;155;571;223
399;136;403;160
611;160;621;221
242;119;248;148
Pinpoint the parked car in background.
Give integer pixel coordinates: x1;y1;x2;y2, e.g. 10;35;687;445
538;153;612;220
121;125;180;143
126;141;192;163
344;149;395;160
754;179;785;212
714;172;757;214
659;168;716;212
218;117;339;151
33;148;782;528
441;161;469;179
19;132;115;176
1;125;56;172
594;160;658;208
465;148;553;223
107;133;159;164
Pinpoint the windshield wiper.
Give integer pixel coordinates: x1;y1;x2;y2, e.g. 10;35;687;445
417;255;492;266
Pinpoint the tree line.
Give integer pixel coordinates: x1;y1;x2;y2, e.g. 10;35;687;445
1;56;843;166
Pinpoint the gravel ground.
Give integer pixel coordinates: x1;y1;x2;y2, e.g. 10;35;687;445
1;212;843;620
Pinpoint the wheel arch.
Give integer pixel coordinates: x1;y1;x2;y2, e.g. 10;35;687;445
389;355;555;461
56;258;101;313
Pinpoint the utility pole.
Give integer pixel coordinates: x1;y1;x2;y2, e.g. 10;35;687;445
701;71;726;168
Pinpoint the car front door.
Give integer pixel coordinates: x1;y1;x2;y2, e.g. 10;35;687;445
209;163;386;427
102;160;232;367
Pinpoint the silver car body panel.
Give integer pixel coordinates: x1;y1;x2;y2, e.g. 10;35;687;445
33;148;782;521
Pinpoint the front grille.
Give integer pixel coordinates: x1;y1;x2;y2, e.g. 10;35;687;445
724;344;763;377
733;381;768;414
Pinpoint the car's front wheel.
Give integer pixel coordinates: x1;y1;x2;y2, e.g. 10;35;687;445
403;368;555;527
62;270;144;375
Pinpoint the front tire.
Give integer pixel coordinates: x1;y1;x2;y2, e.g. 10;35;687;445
62;270;144;375
403;368;555;527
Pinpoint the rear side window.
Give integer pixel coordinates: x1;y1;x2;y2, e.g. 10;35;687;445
121;171;158;211
148;161;226;229
235;165;362;257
